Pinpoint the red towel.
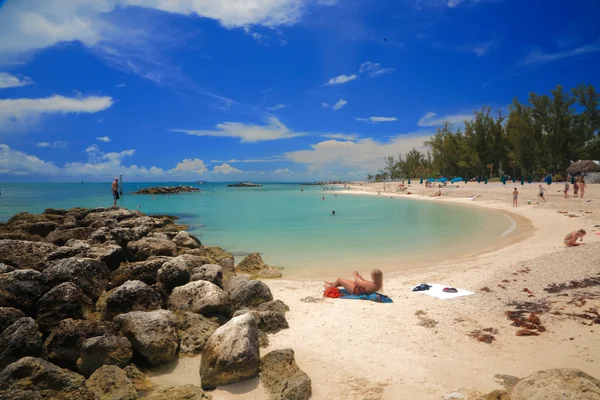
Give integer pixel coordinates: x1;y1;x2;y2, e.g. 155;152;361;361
324;287;341;298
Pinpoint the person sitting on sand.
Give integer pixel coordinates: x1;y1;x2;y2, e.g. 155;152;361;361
324;269;383;295
430;190;442;197
564;229;586;246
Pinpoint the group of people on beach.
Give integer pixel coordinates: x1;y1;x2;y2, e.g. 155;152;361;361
564;175;587;199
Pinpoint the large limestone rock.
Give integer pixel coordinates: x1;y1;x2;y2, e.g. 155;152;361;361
260;349;312;400
86;365;138;400
146;385;212;400
190;264;223;288
257;299;290;314
235;253;268;275
106;227;143;248
126;237;177;262
45;227;94;246
0;239;57;270
200;313;260;390
185;246;235;277
255;311;289;334
82;208;142;227
114;310;179;367
157;257;190;292
169;281;231;316
510;369;600;400
108;257;172;289
46;242;126;271
172;230;202;249
99;280;162;321
0;317;43;370
0;269;49;314
44;319;115;370
43;257;110;301
224;276;273;309
173;254;212;273
124;365;155;396
5;212;61;237
0;307;25;334
0;263;15;274
77;335;132;377
176;312;220;356
44;208;69;216
36;282;95;332
0;357;85;392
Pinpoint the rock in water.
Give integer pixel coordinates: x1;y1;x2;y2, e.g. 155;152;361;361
99;280;162;321
0;269;49;315
510;369;600;400
77;335;132;377
168;281;231;316
175;312;220;356
42;257;110;301
200;314;260;390
114;310;179;367
85;365;138;400
223;276;273;309
0;239;57;269
0;307;26;334
0;357;85;392
0;317;43;370
172;231;202;249
157;258;190;292
190;264;223;288
260;349;312;400
36;282;95;333
126;237;177;262
145;385;212;400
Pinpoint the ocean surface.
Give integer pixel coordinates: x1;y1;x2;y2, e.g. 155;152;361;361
0;182;514;277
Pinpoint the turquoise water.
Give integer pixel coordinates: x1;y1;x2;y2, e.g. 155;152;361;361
0;182;513;277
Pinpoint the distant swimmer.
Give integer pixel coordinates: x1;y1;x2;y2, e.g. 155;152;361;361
332;210;336;215
322;197;325;201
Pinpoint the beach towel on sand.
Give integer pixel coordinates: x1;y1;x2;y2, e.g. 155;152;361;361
325;289;393;303
411;283;474;300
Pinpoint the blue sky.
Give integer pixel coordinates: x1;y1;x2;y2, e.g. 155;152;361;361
1;0;599;182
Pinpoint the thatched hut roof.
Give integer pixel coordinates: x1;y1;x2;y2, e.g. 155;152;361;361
566;160;600;174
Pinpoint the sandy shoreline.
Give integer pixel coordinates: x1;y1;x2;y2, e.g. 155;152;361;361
151;182;600;399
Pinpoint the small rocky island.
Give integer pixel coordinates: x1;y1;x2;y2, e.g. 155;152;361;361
0;207;310;399
227;183;263;188
133;186;200;195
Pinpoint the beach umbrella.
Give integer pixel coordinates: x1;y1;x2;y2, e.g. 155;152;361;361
477;176;481;184
408;178;411;185
420;177;423;185
566;160;600;175
570;175;575;184
527;175;532;184
521;176;524;185
547;175;552;185
451;177;463;183
512;175;516;183
428;178;436;182
484;177;488;184
437;177;448;183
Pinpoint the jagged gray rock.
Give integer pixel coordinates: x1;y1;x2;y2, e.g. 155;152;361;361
126;236;177;262
157;257;190;292
0;357;85;392
0;239;57;270
36;282;95;332
256;299;290;313
260;349;312;400
190;264;223;288
98;280;162;321
168;281;231;316
108;257;172;289
0;317;43;370
172;231;202;249
77;335;132;377
175;312;220;356
224;276;273;309
42;257;110;301
0;307;25;334
85;365;138;400
0;269;49;314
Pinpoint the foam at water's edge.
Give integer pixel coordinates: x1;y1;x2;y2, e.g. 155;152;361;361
501;214;517;237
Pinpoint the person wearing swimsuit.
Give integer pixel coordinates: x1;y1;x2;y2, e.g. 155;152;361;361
512;188;519;207
324;269;383;295
564;229;586;246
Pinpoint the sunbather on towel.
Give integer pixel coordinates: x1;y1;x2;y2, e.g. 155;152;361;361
324;269;383;295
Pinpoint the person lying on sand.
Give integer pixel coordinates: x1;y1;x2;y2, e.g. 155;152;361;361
564;229;586;246
324;269;383;295
430;190;442;197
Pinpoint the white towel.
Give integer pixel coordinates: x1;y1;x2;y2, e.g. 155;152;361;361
412;283;474;300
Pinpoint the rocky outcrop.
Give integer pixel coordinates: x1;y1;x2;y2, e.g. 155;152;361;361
46;242;125;271
98;280;162;321
193;247;235;276
0;240;57;270
45;227;94;246
255;311;289;334
0;307;26;334
260;349;312;400
124;365;155;396
146;385;212;400
190;264;223;287
42;257;110;301
510;368;600;400
169;281;231;316
114;310;179;367
43;319;115;370
0;263;15;274
133;186;200;195
200;314;260;390
126;237;177;262
236;253;281;278
0;269;49;314
4;212;61;237
224;276;273;309
172;231;202;249
227;183;262;187
108;257;171;289
36;282;95;332
257;299;290;313
0;357;85;392
157;258;190;292
77;335;132;377
86;365;138;400
175;312;220;356
0;317;43;370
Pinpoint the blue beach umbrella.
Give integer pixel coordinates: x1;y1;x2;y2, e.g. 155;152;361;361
437;177;448;183
527;175;532;184
408;178;411;184
521;176;525;185
484;177;488;184
428;178;436;182
451;177;463;183
420;177;423;185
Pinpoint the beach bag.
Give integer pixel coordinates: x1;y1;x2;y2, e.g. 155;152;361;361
324;287;341;298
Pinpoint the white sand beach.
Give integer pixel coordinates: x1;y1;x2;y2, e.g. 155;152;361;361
151;182;600;399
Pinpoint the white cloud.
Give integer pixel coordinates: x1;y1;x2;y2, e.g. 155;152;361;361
521;40;600;66
273;168;291;174
417;111;473;127
359;62;395;78
173;158;207;174
267;103;287;111
97;136;111;142
0;144;60;175
324;74;358;86
332;99;347;110
322;133;359;140
170;116;304;143
0;72;33;89
447;0;463;7
210;156;285;163
115;83;126;88
213;163;243;174
321;103;330;108
0;95;113;129
356;116;398;123
36;141;68;149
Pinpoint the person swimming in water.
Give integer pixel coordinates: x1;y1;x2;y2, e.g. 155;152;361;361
324;269;383;295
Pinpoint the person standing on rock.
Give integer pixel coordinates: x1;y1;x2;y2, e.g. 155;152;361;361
112;178;120;207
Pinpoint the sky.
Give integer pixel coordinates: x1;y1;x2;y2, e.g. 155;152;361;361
0;0;599;182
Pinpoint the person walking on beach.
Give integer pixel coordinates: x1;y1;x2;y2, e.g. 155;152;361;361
324;269;383;295
538;184;546;202
573;179;579;198
564;180;569;198
512;188;519;207
564;229;586;246
112;178;120;207
579;177;587;199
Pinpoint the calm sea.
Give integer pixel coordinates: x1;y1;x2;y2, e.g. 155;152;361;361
0;182;513;277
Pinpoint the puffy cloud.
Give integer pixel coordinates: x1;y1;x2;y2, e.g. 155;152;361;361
417;111;474;127
0;72;33;89
172;158;207;174
210;156;285;163
359;62;395;78
97;136;111;142
356;116;398;123
322;133;359;140
36;141;68;148
213;163;243;174
273;168;291;174
171;116;304;143
0;144;60;175
332;99;347;110
321;103;330;108
324;74;358;86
